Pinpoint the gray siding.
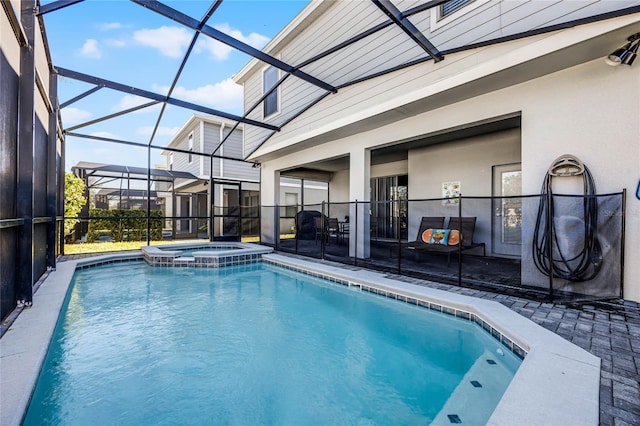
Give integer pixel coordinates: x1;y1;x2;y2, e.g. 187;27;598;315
242;0;640;154
220;127;259;181
202;122;221;177
168;122;201;176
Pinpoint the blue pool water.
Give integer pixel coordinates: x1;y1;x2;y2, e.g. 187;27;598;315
24;262;520;425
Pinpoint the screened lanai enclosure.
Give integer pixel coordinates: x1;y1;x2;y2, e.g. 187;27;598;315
70;162;261;243
2;0;638;321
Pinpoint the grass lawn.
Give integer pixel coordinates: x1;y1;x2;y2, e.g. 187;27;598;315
63;235;294;255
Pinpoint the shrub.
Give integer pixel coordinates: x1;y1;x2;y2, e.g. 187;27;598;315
87;209;163;242
64;172;86;236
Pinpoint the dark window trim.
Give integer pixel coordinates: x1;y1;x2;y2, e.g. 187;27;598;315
263;66;279;118
441;0;472;18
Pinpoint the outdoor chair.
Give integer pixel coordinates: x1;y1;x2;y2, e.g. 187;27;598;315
327;218;340;244
338;221;349;244
314;216;324;244
447;216;486;256
404;216;485;266
404;217;446;250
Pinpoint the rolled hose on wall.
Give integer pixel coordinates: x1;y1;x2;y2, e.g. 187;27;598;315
532;155;603;282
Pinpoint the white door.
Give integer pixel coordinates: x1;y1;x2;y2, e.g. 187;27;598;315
492;164;522;257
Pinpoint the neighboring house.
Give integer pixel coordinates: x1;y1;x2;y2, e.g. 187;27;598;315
161;114;259;239
234;1;640;302
161;114;328;239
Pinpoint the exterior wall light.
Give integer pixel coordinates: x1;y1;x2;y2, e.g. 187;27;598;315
606;32;640;66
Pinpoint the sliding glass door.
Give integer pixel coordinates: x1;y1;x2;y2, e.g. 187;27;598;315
370;175;408;240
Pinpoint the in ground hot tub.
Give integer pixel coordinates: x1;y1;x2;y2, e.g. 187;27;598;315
141;242;273;267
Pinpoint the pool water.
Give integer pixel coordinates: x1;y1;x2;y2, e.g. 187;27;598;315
24;262;520;425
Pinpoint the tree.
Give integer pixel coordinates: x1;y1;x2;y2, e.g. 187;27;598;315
65;172;86;238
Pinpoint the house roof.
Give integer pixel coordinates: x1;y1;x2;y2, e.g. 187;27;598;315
72;161;199;181
96;189;159;198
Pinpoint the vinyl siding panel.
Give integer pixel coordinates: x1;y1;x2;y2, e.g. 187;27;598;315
242;0;640;146
203;122;221;177
221;128;259;181
170;123;200;177
221;128;243;159
221;159;259;181
282;0;389;66
258;32;545;143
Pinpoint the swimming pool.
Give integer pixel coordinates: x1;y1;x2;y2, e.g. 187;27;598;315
141;242;272;267
24;261;520;425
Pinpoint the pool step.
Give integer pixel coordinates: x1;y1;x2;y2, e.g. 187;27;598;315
433;348;515;424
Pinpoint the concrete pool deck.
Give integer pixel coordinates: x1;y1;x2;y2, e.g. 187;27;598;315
1;249;638;425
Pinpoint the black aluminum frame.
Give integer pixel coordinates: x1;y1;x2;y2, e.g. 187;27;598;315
42;0;640;164
3;0;636;320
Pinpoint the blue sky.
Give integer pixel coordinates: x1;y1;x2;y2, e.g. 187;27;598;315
41;0;309;170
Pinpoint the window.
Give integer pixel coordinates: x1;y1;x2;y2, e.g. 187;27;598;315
263;66;279;118
441;0;472;18
169;153;173;171
188;133;193;164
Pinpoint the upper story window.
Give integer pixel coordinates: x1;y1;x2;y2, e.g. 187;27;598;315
431;0;485;31
441;0;472;18
169;153;173;171
263;66;279;118
188;133;193;164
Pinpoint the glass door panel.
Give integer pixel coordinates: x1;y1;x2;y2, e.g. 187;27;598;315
492;164;522;257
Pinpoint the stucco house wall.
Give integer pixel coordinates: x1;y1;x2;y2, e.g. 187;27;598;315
249;53;640;301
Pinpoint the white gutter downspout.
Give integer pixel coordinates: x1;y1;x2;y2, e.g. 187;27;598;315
199;120;205;178
219;123;225;178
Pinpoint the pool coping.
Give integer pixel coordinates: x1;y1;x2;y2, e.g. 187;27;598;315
0;251;600;426
140;242;273;267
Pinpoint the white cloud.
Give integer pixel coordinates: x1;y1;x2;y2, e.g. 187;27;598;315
196;23;269;61
152;78;242;111
133;26;192;58
104;38;126;48
99;22;122;31
80;39;101;59
90;131;121;140
62;107;93;125
136;126;180;137
113;95;161;113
